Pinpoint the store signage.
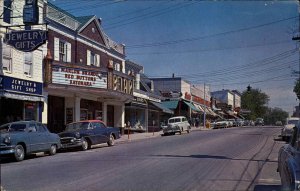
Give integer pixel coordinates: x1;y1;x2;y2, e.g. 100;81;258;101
0;75;43;95
4;30;47;52
23;0;39;25
134;97;147;104
160;91;182;98
52;66;107;89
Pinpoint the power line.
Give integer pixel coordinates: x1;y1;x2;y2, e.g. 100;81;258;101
126;16;298;48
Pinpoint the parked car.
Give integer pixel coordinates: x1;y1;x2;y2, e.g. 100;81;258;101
275;121;283;126
213;119;229;129
163;116;191;135
278;125;300;191
0;121;61;162
227;119;236;127
281;117;299;142
236;119;244;126
255;118;264;126
59;120;120;151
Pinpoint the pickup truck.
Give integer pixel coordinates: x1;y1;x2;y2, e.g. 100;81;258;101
58;120;120;151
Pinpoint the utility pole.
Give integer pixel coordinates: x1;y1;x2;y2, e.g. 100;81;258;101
203;83;206;128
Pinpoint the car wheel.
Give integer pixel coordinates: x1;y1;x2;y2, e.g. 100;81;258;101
49;144;57;155
81;138;89;151
14;144;25;162
107;134;115;146
187;127;190;133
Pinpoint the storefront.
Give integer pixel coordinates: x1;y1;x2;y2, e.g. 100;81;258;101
125;96;147;132
0;75;44;125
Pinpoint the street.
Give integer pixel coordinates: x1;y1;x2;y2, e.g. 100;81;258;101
1;126;285;191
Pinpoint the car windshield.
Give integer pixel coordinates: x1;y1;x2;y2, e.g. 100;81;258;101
287;120;298;125
66;122;90;131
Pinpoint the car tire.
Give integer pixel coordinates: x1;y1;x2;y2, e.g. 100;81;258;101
49;144;57;155
187;127;190;133
81;138;89;151
107;134;115;146
14;144;25;162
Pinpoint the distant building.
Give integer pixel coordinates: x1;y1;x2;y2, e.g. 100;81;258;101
211;90;234;110
232;90;242;111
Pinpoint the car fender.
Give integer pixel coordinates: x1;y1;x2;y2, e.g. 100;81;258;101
286;158;299;190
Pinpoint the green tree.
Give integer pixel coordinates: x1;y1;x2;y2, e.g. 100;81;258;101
264;107;289;125
293;79;300;100
241;88;270;120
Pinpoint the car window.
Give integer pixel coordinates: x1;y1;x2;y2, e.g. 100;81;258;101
36;123;47;132
287;120;299;125
93;122;105;129
182;118;187;122
290;126;298;148
9;124;27;132
0;124;10;133
66;122;90;130
175;118;181;123
28;123;37;132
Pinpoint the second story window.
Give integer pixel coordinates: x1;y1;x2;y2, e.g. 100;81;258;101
2;43;12;72
54;37;71;63
3;0;12;24
24;52;33;77
87;50;100;66
114;63;120;72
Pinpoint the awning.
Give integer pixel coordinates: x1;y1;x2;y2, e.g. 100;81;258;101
149;101;174;114
0;91;45;102
184;101;201;112
194;104;204;112
161;100;179;110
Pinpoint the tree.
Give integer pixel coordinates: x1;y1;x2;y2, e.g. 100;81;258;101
264;107;289;125
293;79;300;100
241;88;270;120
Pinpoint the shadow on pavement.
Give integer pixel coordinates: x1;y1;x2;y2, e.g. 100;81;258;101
253;184;281;191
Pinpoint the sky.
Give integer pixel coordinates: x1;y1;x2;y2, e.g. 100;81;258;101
52;0;299;115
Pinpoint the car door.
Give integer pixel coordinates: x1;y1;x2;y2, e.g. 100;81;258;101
27;122;44;152
36;123;51;151
92;122;109;144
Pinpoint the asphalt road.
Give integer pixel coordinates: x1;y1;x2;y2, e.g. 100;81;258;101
0;126;286;191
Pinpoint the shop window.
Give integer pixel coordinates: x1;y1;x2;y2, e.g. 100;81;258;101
54;37;71;62
24;52;33;77
80;109;88;121
24;102;37;121
87;50;100;66
3;0;11;24
2;44;12;72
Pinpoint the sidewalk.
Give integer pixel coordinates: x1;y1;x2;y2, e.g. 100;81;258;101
116;126;211;144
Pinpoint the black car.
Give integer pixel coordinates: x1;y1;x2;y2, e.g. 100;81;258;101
58;120;121;151
278;125;300;191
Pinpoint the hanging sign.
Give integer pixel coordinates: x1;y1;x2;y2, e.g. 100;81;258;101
4;30;47;52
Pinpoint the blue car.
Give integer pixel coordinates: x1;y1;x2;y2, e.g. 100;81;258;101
0;121;61;162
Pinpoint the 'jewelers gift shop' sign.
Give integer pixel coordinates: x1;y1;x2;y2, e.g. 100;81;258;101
4;30;47;52
0;75;43;95
52;66;107;89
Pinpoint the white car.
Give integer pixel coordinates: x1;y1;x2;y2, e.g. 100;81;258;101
281;117;299;141
163;116;191;135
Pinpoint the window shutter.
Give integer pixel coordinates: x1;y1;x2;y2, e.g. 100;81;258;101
96;54;100;67
87;50;91;66
54;37;59;61
66;42;71;63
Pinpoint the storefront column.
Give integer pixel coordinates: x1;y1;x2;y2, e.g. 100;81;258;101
42;91;48;124
74;96;81;122
114;104;125;127
145;108;149;132
103;102;107;125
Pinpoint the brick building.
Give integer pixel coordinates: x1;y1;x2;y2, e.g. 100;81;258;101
44;2;134;132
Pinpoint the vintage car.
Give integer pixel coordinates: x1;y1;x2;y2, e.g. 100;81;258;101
213;119;229;129
163;116;191;136
255;118;264;126
281;117;299;142
58;120;120;150
278;125;300;191
0;121;61;161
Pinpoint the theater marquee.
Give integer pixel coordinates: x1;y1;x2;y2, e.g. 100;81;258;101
52;66;107;89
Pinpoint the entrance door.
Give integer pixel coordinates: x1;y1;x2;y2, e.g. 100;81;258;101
107;105;114;127
48;96;65;133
